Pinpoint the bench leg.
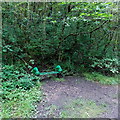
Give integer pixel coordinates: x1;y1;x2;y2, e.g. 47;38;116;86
57;73;63;78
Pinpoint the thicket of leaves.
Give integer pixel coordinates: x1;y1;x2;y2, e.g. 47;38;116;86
1;65;42;118
2;2;120;75
1;65;41;101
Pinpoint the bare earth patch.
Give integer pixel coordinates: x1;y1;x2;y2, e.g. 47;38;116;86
34;76;118;118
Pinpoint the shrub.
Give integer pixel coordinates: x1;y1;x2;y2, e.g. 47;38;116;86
1;65;42;118
90;58;119;75
1;65;41;100
83;72;119;85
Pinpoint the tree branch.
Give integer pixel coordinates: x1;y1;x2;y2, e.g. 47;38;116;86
64;20;110;40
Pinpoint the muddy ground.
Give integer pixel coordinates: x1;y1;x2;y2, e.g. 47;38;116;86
34;76;118;118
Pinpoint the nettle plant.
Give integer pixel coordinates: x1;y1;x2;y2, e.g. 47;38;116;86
91;58;119;74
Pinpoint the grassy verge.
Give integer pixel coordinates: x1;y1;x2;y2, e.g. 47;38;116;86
1;82;42;118
43;99;107;118
60;99;107;118
83;72;119;85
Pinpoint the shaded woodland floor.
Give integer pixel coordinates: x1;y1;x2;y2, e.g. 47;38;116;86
34;76;118;118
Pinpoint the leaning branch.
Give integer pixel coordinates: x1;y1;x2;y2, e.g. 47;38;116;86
64;20;110;40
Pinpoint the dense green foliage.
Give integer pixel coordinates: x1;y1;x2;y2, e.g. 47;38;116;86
1;83;42;118
1;2;119;118
2;2;119;75
1;65;42;118
91;58;119;74
2;65;40;92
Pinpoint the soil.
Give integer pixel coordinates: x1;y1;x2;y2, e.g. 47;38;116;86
35;76;118;118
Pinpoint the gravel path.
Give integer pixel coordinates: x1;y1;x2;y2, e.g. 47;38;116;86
35;76;118;118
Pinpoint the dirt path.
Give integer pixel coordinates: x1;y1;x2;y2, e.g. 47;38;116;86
35;76;118;118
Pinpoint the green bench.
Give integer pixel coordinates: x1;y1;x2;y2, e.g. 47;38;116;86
31;65;63;78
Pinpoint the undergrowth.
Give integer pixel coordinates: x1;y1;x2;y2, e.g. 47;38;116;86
83;72;119;85
1;83;42;118
1;65;42;118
